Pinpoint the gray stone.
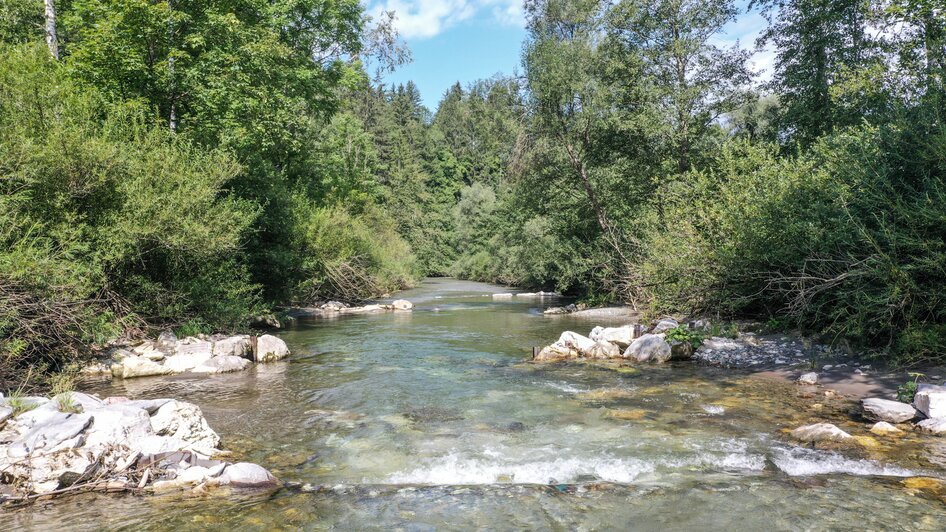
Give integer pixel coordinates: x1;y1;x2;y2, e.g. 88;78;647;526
6;412;93;457
121;399;173;414
83;404;153;449
255;334;290;363
191;355;251;374
624;334;672;363
219;462;278;487
796;372;819;385
211;335;252;359
790;423;852;442
0;406;12;425
669;340;694;360
651;318;679;334
156;330;178;350
250;314;281;329
861;397;917;423
586;340;621;359
916;417;946;435
914;384;946;419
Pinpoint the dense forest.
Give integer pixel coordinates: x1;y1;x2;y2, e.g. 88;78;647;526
0;0;944;388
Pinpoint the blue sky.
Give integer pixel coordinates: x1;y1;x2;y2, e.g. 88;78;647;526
367;0;774;110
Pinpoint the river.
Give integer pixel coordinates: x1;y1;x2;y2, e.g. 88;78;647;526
4;278;945;530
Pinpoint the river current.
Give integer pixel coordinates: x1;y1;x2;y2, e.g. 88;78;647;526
4;278;945;530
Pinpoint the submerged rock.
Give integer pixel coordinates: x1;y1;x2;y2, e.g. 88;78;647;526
586;340;621;359
861;398;917;423
790;423;853;443
391;299;414;310
669;340;694;360
219;462;279;487
111;356;173;379
624;334;672;363
869;421;904;436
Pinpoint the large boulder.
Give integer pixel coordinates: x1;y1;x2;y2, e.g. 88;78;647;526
651;318;679;334
796;372;819;385
131;342;166;361
790;423;852;443
914;384;946;419
535;331;597;361
111;356;173;379
589;326;637;348
149;400;220;455
624;334;672;363
861;397;917;423
254;334;290;362
212;335;252;359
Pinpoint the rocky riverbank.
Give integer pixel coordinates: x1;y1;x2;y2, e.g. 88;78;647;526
0;392;278;503
82;331;291;380
285;299;414;318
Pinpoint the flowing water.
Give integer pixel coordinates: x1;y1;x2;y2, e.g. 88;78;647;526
5;279;946;530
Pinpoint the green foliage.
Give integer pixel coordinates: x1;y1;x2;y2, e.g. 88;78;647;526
665;326;705;349
897;380;919;404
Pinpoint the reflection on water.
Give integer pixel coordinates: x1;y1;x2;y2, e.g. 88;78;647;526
4;278;945;530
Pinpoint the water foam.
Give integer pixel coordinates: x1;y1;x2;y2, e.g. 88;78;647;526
772;446;920;477
385;453;655;485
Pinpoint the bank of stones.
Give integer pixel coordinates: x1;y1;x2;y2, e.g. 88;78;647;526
0;392;277;501
84;331;291;380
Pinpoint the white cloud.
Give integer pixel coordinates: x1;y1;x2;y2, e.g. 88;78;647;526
368;0;525;40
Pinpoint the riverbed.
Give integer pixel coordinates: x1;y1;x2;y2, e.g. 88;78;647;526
4;278;945;530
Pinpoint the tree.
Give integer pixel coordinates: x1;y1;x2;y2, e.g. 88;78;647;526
754;0;874;145
608;0;753;172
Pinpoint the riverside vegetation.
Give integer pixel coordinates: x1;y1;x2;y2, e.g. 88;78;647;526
1;0;945;388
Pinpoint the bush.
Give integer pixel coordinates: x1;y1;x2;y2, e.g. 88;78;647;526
0;45;261;390
292;203;418;302
640;121;946;365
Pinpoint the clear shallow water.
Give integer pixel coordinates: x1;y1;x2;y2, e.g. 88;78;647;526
4;278;946;530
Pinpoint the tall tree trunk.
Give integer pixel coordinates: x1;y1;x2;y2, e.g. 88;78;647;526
44;0;59;60
168;0;177;132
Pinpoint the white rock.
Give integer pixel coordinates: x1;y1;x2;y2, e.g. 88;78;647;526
491;293;514;299
391;299;413;310
790;423;852;442
913;384;946;419
149;400;220;454
0;406;12;425
586;341;621;359
797;372;819;385
212;335;252;359
651;318;679;334
191;355;251;374
623;334;672;363
255;334;290;362
111;356;173;379
219;462;278;487
163;351;213;373
174;337;213;358
589;325;637;348
176;465;211;484
82;404;153;449
6;411;93;458
869;421;903;436
861;397;917;423
916;417;946;435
